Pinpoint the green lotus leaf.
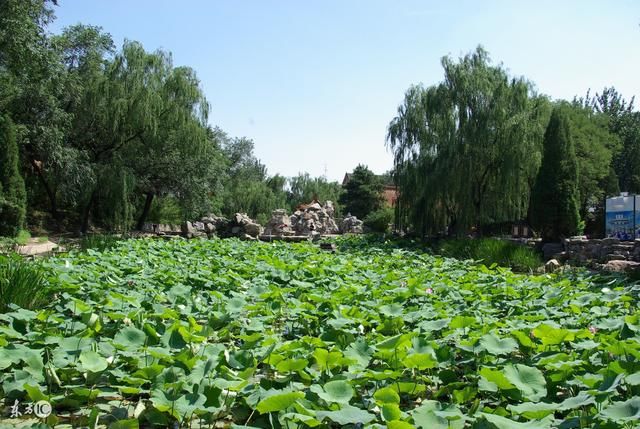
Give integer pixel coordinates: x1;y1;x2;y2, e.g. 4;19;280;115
113;326;147;349
374;386;401;404
317;380;354;403
450;315;476;329
480;333;518;356
402;353;438;370
508;402;557;419
557;392;595;411
387;420;415;429
503;364;547;402
382;403;402;421
599;397;640;422
256;391;304;413
480;412;552;428
79;350;109;372
316;404;376;425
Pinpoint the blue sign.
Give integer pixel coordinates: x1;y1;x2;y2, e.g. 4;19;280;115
605;195;636;240
606;211;635;240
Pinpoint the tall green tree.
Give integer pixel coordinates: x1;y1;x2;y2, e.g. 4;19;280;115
0;115;27;235
288;173;343;213
560;100;620;235
215;133;284;221
61;41;223;231
127;61;222;228
530;108;581;241
0;0;70;226
339;165;383;219
586;88;640;193
24;24;116;226
388;46;548;236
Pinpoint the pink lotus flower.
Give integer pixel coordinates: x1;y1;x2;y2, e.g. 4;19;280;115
425;288;434;294
589;326;598;334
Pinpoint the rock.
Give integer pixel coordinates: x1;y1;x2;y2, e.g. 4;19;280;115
233;213;254;226
16;240;60;256
611;243;635;252
181;221;196;238
605;254;627;261
565;236;588;245
544;259;561;273
542;242;564;261
264;209;293;236
205;222;215;234
231;226;241;235
341;214;364;234
602;260;640;274
324;201;335;217
244;222;263;238
193;221;205;232
602;237;621;245
289;200;341;236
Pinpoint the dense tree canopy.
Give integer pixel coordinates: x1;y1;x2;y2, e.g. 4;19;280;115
0;2;346;234
388;47;549;236
339;165;383;219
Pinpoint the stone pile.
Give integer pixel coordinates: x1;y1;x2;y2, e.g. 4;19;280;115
541;236;640;275
221;213;263;240
546;236;640;263
146;213;263;240
340;214;364;234
289;201;340;236
264;209;294;236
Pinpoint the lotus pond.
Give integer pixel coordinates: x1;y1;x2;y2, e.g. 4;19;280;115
1;237;640;428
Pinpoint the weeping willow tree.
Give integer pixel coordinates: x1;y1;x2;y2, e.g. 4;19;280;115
125;59;223;229
68;40;222;232
387;47;549;236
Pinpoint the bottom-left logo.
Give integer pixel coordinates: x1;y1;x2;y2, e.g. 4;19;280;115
9;399;52;418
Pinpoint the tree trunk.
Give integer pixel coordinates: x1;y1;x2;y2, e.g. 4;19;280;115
136;192;154;231
31;160;61;227
80;189;96;234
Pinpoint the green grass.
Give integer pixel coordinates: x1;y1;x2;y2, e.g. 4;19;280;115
80;234;122;252
435;238;542;271
0;254;48;312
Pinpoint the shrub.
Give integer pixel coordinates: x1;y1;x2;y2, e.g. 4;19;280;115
0;254;48;312
364;207;394;233
436;238;541;272
0;198;25;237
15;229;31;245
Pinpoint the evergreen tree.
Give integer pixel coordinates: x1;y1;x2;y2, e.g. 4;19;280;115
0;114;27;235
530;108;581;241
339;165;383;219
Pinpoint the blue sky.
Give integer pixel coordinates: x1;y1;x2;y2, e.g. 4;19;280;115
50;1;640;181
